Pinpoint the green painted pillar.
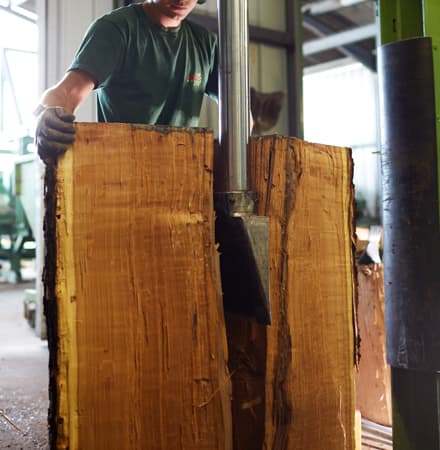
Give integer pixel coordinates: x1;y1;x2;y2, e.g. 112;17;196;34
423;0;440;203
378;0;423;45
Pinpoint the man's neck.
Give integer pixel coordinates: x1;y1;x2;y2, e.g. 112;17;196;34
142;3;182;29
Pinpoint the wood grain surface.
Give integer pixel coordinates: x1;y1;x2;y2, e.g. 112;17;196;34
355;264;391;427
225;136;356;450
51;123;232;450
48;127;356;450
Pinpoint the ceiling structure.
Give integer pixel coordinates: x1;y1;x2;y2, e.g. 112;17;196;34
302;0;377;71
0;0;37;21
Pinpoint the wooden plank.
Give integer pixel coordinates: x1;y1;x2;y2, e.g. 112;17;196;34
262;137;356;449
224;136;356;449
44;123;232;450
355;264;392;427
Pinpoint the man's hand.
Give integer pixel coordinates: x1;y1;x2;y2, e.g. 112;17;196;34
35;106;76;162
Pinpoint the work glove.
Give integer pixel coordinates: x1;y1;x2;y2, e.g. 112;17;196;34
35;106;76;162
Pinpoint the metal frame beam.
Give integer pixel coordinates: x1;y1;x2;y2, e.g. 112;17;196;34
303;13;376;71
302;0;369;15
0;3;36;22
303;23;377;56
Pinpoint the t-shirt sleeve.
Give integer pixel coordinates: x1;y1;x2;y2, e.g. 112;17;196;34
68;18;125;88
205;37;218;102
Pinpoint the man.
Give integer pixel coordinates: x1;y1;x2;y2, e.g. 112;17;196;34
35;0;216;160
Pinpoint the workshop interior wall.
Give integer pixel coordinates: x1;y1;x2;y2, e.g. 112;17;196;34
38;0;114;122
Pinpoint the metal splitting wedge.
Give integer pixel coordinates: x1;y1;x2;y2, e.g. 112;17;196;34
215;0;271;324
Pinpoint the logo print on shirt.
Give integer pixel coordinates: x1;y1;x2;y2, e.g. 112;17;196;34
187;73;202;87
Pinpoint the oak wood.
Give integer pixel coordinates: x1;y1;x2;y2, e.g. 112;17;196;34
224;136;356;449
49;123;232;450
355;264;391;427
47;127;356;450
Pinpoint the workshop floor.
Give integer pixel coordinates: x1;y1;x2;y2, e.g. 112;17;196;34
0;281;49;449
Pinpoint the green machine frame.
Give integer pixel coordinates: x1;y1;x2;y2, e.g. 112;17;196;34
378;1;440;449
0;154;36;283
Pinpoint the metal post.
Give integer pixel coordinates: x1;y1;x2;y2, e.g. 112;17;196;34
391;368;440;449
286;0;303;138
215;0;271;324
217;0;250;192
378;2;440;448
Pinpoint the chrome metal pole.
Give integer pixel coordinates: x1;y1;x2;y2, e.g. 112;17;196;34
217;0;250;192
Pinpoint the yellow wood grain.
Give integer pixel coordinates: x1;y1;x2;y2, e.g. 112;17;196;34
55;148;79;449
54;123;232;450
250;136;356;450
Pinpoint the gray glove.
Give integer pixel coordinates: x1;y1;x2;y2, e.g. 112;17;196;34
35;106;76;161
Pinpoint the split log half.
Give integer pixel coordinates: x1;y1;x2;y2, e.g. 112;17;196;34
223;136;357;450
43;123;232;450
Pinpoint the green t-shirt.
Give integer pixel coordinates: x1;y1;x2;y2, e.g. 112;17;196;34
69;4;218;127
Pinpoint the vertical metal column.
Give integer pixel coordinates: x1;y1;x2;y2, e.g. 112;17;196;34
286;0;303;138
217;0;250;192
215;0;270;325
378;2;440;448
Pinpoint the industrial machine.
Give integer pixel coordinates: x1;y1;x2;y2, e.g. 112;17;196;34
378;1;440;448
215;0;271;324
0;141;36;283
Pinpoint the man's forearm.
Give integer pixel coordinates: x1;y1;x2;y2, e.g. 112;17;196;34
39;86;76;113
38;70;96;114
34;70;96;160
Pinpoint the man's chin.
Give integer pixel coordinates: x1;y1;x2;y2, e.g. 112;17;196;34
162;7;186;19
164;12;184;22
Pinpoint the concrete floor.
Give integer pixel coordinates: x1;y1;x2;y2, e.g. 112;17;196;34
0;282;49;449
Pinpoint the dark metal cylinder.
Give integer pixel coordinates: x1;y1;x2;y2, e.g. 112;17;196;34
378;37;440;370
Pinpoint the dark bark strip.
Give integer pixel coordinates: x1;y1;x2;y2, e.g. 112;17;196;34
349;161;360;368
41;160;59;450
270;139;301;450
